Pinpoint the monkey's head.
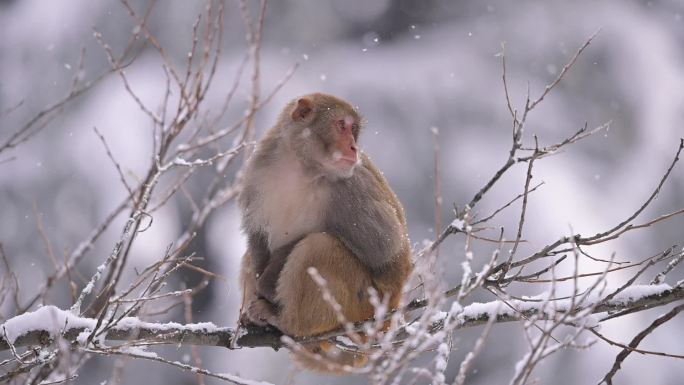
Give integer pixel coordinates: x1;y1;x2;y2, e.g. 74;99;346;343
284;93;363;179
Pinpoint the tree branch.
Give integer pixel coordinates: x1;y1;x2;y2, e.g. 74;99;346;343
2;284;681;353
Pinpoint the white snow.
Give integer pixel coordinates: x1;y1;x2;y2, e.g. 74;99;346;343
215;373;275;385
76;330;92;346
0;305;220;345
455;284;673;324
610;283;672;304
450;218;465;230
449;301;463;314
582;314;600;329
430;311;449;323
1;305;96;343
113;317;219;334
437;342;450;355
117;345;158;359
172;156;193;166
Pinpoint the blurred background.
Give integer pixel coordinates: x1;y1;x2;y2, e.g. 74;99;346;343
1;0;683;384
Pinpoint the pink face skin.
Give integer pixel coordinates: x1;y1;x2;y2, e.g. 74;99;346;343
329;114;359;176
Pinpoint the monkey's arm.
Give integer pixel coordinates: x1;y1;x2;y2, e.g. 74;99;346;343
326;165;405;273
247;231;271;277
256;239;299;304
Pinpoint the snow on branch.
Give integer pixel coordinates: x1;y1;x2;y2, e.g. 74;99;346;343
441;284;683;330
2;284;681;353
0;306;232;352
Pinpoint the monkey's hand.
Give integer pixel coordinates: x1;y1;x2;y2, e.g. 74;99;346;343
245;298;280;329
256;276;278;305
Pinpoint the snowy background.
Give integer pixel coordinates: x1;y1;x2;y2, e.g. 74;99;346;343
1;0;683;384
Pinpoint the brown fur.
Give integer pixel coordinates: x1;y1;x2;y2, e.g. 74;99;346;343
275;233;375;335
238;93;411;372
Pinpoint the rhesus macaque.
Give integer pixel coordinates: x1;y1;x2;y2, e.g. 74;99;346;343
238;93;411;367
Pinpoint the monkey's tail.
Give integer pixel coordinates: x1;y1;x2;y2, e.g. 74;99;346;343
290;341;368;375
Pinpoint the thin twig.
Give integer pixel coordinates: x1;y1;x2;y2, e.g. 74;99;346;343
93;126;136;201
598;304;684;385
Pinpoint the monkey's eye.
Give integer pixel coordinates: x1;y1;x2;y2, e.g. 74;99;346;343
335;119;346;132
351;123;360;136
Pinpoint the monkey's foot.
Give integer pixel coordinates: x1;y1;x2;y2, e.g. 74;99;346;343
246;298;280;329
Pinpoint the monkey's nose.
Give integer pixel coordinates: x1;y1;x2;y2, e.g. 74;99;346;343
350;144;357;153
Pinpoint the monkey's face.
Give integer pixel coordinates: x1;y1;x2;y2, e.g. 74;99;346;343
289;94;362;179
322;113;360;178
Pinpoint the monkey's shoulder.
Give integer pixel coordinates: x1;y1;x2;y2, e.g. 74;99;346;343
332;155;400;208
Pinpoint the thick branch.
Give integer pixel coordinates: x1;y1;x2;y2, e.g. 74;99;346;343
2;285;681;352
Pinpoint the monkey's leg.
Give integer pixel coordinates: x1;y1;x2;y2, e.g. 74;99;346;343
275;232;375;336
239;251;276;327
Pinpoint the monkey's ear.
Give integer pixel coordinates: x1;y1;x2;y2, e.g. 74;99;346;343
291;98;314;122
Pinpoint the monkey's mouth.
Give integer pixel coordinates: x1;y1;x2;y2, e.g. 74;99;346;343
331;150;358;166
326;156;358;178
337;156;358;165
335;155;360;174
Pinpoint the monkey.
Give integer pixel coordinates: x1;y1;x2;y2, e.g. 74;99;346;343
237;93;412;369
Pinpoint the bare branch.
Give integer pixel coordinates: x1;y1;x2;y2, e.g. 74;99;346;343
527;30;600;111
598;303;684;385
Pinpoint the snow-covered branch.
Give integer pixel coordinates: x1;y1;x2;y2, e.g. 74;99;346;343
2;284;681;353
